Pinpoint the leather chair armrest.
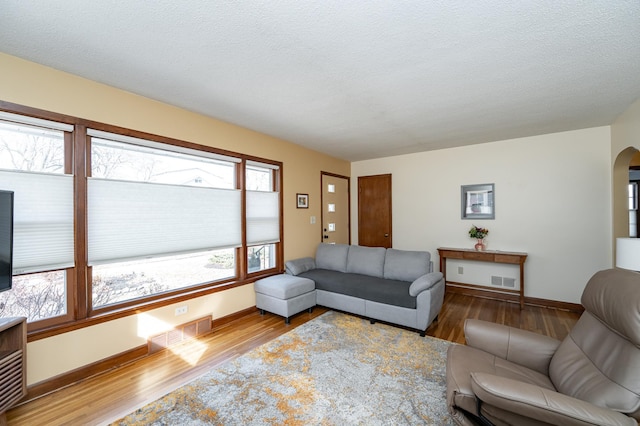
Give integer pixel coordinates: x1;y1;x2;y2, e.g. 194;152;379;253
470;373;636;426
464;319;561;375
409;272;443;296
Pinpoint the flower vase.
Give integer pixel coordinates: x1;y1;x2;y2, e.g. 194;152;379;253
474;239;486;251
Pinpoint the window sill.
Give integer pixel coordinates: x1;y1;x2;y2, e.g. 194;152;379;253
27;271;282;342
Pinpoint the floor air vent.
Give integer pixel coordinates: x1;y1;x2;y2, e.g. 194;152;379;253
148;316;212;354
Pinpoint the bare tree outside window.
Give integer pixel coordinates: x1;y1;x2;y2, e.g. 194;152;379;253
0;124;64;174
0;271;65;321
90;143;133;179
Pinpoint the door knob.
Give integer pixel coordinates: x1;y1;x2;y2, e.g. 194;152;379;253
384;233;389;237
324;235;329;239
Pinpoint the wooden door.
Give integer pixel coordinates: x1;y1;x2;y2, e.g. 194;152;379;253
358;174;392;248
321;172;350;244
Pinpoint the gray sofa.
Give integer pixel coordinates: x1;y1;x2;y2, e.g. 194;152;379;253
285;243;445;335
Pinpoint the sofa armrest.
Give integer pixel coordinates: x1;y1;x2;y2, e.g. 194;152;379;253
285;257;316;275
471;373;636;426
409;272;443;296
464;319;561;375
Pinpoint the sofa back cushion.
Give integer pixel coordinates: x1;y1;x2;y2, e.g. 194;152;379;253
315;243;349;272
346;245;386;278
383;248;431;282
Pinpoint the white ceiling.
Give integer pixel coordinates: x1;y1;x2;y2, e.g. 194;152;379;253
1;1;639;161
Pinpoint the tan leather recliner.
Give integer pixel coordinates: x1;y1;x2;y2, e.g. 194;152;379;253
446;268;640;426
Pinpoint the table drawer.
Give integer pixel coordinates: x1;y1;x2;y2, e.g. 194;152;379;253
439;250;464;259
494;254;523;264
462;251;494;261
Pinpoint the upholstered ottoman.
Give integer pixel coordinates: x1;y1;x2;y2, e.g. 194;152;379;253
255;274;316;324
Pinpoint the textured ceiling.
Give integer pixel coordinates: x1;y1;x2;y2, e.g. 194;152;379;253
1;1;639;161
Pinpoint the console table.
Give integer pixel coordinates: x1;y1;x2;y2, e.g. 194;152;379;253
437;247;528;309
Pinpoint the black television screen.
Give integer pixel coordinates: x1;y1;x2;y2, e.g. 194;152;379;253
0;190;14;293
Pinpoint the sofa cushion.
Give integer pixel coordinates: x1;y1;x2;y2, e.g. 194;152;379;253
315;243;349;272
346;245;386;278
254;274;315;299
285;257;316;275
300;269;416;309
383;248;431;282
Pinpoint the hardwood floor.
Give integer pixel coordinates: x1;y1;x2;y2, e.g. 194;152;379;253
426;292;580;344
6;293;580;426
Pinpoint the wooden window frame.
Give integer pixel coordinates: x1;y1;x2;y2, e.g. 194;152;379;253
0;101;284;341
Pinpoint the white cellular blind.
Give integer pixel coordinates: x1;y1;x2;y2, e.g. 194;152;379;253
246;159;280;170
246;190;280;245
88;178;242;265
0;170;74;274
0;111;74;132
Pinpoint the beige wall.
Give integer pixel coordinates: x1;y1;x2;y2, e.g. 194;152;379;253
351;126;612;304
611;98;640;241
0;53;349;384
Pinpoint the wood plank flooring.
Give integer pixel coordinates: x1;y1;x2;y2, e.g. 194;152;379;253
6;293;580;426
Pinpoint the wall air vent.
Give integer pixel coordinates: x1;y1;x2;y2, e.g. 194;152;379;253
503;278;516;288
148;316;212;354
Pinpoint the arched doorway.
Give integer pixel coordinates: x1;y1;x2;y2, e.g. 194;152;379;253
630;152;640;237
612;147;640;244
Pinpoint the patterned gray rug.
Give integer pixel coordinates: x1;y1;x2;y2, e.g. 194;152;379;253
113;311;455;425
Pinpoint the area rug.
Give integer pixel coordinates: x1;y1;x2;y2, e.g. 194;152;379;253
113;311;455;425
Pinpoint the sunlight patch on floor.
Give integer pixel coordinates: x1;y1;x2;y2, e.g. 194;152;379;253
137;313;208;366
169;338;208;366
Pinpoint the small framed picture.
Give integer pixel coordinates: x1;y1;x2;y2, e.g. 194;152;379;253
461;183;495;219
296;193;309;209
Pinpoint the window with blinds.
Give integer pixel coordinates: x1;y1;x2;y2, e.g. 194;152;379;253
246;161;280;273
0;114;73;322
88;131;243;307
